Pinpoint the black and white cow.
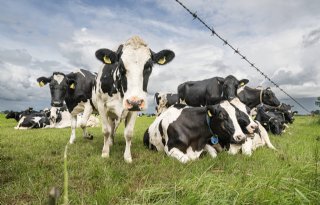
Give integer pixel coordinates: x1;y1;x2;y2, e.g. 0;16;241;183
154;92;179;116
255;105;285;135
15;110;51;129
93;36;175;163
143;101;252;163
178;75;249;106
237;86;280;109
37;69;97;143
6;107;37;122
260;103;297;124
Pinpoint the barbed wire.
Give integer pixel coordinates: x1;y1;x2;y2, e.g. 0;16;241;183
174;0;311;114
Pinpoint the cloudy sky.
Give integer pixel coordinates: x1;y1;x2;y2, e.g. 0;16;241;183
0;0;319;114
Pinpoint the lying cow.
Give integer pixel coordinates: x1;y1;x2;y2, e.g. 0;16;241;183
15;110;51;129
6;107;37;122
143;101;252;163
154;92;179;116
237;86;280;109
93;36;175;163
37;69;97;143
260;103;297;124
255;105;285;135
178;75;249;106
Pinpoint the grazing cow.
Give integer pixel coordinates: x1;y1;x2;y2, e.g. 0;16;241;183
15;111;51;129
154;92;179;116
237;86;280;109
93;36;175;163
177;75;249;107
143;101;249;163
37;69;97;143
255;106;285;135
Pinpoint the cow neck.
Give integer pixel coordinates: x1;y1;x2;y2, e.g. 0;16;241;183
206;114;219;144
242;87;262;108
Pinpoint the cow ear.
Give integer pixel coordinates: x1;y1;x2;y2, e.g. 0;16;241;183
37;76;51;87
239;79;249;87
152;50;175;65
95;49;118;64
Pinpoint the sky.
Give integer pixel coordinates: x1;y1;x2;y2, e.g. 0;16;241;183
0;0;319;114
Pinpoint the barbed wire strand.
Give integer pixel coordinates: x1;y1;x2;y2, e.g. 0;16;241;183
174;0;311;114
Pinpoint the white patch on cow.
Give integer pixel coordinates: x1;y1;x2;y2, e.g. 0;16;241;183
186;146;203;160
165;146;190;163
15;116;26;129
241;138;253;156
220;101;246;142
228;144;242;155
252;121;276;150
121;36;151;110
230;97;258;134
237;85;246;95
53;74;65;85
155;92;168;116
204;145;218;159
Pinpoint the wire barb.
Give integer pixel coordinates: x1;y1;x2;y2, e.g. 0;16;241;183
173;0;311;114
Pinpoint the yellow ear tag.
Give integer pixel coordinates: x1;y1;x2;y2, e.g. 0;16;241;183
38;81;45;87
158;56;166;65
103;55;112;64
70;83;75;89
240;82;245;86
207;110;212;117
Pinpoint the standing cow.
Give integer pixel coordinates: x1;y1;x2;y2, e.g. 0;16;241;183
93;36;175;163
37;69;97;143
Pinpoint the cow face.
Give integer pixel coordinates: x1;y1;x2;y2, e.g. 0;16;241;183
37;72;74;107
230;98;258;134
268;118;283;135
262;88;280;107
280;103;295;124
95;36;175;111
220;75;249;101
207;101;246;144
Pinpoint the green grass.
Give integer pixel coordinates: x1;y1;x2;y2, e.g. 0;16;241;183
1;114;320;204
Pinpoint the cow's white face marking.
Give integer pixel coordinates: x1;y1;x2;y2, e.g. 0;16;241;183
121;37;151;110
220;101;246;142
230;98;258;133
53;74;65;85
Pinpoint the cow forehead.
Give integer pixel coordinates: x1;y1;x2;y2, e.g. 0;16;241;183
121;45;151;69
230;98;247;113
220;101;236;117
53;74;65;85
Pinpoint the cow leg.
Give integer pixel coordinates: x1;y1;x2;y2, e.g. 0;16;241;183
110;118;120;145
80;103;93;140
69;115;77;144
99;110;113;158
204;144;218;159
164;146;190;163
123;112;137;163
228;144;242;155
241;138;253;156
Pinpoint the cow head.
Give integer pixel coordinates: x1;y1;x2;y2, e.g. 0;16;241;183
207;101;247;144
95;36;175;111
262;87;280;107
37;72;75;107
279;103;296;124
267;118;283;135
220;75;249;101
230;98;258;134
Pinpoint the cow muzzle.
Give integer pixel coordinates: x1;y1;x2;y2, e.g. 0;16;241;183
125;97;145;111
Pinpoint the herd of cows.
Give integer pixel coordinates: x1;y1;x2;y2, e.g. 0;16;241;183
5;36;297;163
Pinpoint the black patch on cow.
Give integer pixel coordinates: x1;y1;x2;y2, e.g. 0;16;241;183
173;104;187;109
158;120;164;136
143;129;156;150
143;59;153;92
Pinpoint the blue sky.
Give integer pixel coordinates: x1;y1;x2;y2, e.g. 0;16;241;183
0;0;320;114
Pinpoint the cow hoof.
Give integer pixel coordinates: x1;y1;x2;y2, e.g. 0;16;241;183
101;152;109;158
179;155;190;164
124;156;132;163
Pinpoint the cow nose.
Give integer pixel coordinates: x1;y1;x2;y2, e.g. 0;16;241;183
125;97;145;111
52;101;63;107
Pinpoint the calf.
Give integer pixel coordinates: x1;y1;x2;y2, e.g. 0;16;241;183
37;69;97;143
237;86;280;109
93;36;175;163
178;75;249;106
143;101;247;163
154;92;179;116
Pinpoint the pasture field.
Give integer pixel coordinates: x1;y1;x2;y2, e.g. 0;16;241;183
1;114;320;205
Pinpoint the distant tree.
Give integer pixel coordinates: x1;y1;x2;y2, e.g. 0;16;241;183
316;97;320;107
